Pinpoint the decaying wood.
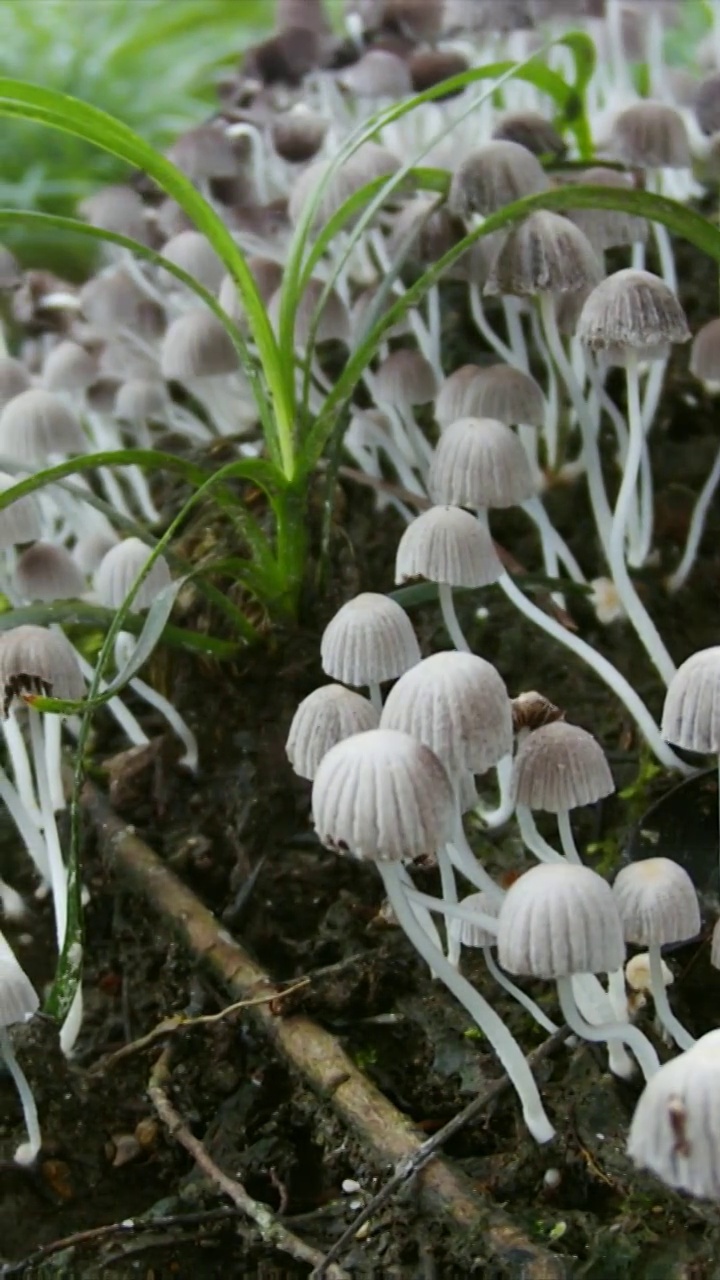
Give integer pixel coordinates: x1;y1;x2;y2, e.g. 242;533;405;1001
83;782;567;1280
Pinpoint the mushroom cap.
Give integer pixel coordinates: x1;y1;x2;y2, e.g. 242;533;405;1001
387;195;466;267
492;111;566;159
472;363;546;426
613;858;701;947
339;48;413;98
0;388;85;463
0;472;42;550
434;365;485;430
0;357;32;412
15;542;86;603
380;650;512;776
690;318;720;387
374;348;438;408
497;862;626;979
695;72;720;137
312;728;455;862
0;624;85;715
114;378;170;423
609;100;691;169
286;684;379;780
395;505;502;589
577;268;690;362
627;1031;720;1199
512;721;614;813
429;415;536;509
320;592;420;687
41;340;98;394
161;231;225;294
448;140;549;218
661;647;720;754
160;309;239;381
485;211;602;298
271;106;328;164
566;168;648;252
94;537;172;612
450;890;499;950
0;956;39;1027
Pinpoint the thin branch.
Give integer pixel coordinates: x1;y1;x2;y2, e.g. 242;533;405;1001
148;1047;349;1280
312;1026;571;1279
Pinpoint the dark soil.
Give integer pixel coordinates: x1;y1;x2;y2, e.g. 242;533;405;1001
3;235;720;1279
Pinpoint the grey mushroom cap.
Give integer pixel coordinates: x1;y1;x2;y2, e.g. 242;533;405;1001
395;505;502;589
94;537;172;612
613;858;701;947
485;211;602;298
661;647;720;754
609;100;691;169
286;684;379;780
448;140;549;218
114;378;170;423
512;721;614;812
0;473;42;550
380;650;513;777
0;624;85;715
434;366;485;430
311;728;455;862
41;341;98;394
690;318;720;386
627;1031;720;1199
0;957;39;1027
451;890;499;949
712;919;720;971
160;309;239;381
320;593;421;687
374;349;438;408
472;364;546;426
15;542;86;603
576;269;690;361
566;168;649;252
429;415;536;509
0;358;32;412
339;49;414;99
0;388;86;463
497;862;626;979
289;143;400;230
492;111;566;159
160;231;225;294
695;72;720;137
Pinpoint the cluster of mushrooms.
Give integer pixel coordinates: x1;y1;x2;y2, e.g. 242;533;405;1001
0;0;718;1201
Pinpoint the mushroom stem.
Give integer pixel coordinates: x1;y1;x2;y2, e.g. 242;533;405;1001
476;752;515;828
438;582;470;652
666;442;720;593
556;974;660;1082
437;844;460;964
403;886;499;933
114;633;198;773
27;709;67;948
556;810;582;865
378;861;555;1144
516;804;564;864
0;1026;41;1165
367;681;383;715
483;946;558;1035
449;805;505;903
0;763;49;883
647;943;695;1052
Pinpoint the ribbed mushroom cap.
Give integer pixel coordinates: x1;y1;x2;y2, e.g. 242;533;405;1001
312;728;455;862
0;358;32;412
0;956;39;1026
609;101;691;169
320;593;420;687
497;863;626;979
566;168;649;251
627;1031;720;1199
0;473;42;550
690;318;720;386
0;624;85;715
492;111;566;159
472;364;546;426
15;542;86;603
94;537;171;612
340;49;413;98
451;890;499;949
387;195;466;267
661;647;720;753
434;366;485;429
160;310;239;380
289;143;400;228
512;721;614;812
167;125;240;182
161;231;225;294
80;269;149;333
577;268;690;365
613;858;701;947
448;141;549;219
379;0;445;41
485;211;602;298
395;505;502;588
695;72;720;136
380;650;513;776
41;340;98;394
408;48;469;96
271;106;328;164
219;258;284;328
0;388;85;463
429;415;536;509
286;684;379;780
79;184;150;243
374;349;438;408
114;378;169;423
73;530;119;577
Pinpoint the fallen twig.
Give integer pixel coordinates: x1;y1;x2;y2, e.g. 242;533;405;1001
84;783;567;1280
312;1026;571;1278
148;1046;347;1278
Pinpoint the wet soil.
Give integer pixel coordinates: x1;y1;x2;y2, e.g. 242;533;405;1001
3;236;720;1278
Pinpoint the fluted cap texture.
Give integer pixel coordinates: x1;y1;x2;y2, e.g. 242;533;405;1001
472;364;546;426
448;140;548;218
512;721;614;812
94;537;172;612
286;684;379;780
609;101;691;169
0;624;85;715
312;728;454;862
320;593;421;687
380;650;512;776
577;269;690;359
429;416;536;508
451;891;499;949
485;211;602;297
497;862;625;979
395;505;502;588
613;858;701;946
661;647;720;753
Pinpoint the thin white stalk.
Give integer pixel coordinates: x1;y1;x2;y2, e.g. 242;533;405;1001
502;297;529;372
437;843;460;965
557;810;582;865
530;310;560;471
449;806;505;905
469;283;514;365
0;764;48;882
607;966;629;1021
666;443;720;593
516;803;564;864
59;983;84;1057
2;717;43;828
476;752;515;829
43;712;65;814
28;709;67;949
556;975;659;1081
0;1026;41;1164
406;886;499;932
379;861;555;1143
75;649;149;748
648;943;694;1051
483;947;559;1034
495;570;690;774
367;681;383;716
128;675;198;772
438;582;471;652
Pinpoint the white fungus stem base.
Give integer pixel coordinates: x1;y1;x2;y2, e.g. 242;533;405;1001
556;974;660;1082
648;944;695;1052
0;1026;41;1165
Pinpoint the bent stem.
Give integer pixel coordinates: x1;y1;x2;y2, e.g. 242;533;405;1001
378;861;554;1144
28;709;67;949
648;943;695;1052
439;582;471;652
556;974;660;1082
0;1026;41;1164
483;947;558;1035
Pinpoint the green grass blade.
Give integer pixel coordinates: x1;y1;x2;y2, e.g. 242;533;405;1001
0;601;240;658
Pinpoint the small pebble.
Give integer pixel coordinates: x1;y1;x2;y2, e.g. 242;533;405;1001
342;1178;361;1194
543;1167;561;1190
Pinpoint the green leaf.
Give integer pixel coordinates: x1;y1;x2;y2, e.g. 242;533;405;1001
0;601;239;658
